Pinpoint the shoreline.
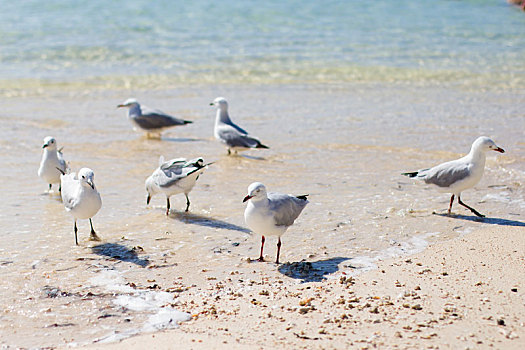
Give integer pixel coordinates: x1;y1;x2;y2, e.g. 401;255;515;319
81;225;525;350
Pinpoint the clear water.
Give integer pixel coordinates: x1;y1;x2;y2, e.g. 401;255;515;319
0;1;524;348
1;0;524;87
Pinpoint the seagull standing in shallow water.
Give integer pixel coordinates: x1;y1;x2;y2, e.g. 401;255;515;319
402;136;505;217
243;182;308;264
146;157;212;215
38;136;67;192
117;98;192;138
59;168;102;245
210;97;269;155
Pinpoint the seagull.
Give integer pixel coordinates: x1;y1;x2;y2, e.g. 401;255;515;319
146;156;212;215
243;182;309;264
117;98;192;138
210;97;269;155
37;136;67;192
59;168;102;245
402;136;505;217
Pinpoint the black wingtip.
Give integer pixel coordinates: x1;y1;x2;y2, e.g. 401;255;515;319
256;143;269;149
296;195;309;201
401;171;418;178
56;167;66;175
184;120;193;124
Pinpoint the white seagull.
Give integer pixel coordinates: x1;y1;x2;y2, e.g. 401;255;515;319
37;136;67;192
243;182;309;264
402;136;505;217
59;168;102;245
146;156;212;215
210;97;269;155
117;98;192;138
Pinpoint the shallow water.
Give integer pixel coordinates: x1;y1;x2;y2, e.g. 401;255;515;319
0;83;523;348
0;0;524;348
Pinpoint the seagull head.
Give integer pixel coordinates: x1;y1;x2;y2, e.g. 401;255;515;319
243;182;267;203
42;136;57;150
117;98;140;109
78;168;96;190
473;136;505;154
145;176;158;205
210;97;228;110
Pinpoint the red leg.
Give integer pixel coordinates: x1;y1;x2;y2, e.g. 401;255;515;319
448;194;455;215
276;237;282;264
258;235;265;261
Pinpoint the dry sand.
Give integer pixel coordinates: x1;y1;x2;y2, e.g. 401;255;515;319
81;225;524;350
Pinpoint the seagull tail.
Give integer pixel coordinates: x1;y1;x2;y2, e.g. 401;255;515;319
183;120;193;125
401;171;419;178
256;142;269;149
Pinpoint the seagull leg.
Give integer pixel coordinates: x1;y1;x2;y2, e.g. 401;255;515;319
258;235;265;262
458;196;485;218
227;148;231;155
48;184;52;192
74;220;78;246
185;194;190;212
276;237;282;264
166;197;171;216
89;218;101;241
448;194;455;215
58;184;61;193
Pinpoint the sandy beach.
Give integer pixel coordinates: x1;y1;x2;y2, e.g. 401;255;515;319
77;225;524;350
1;2;524;349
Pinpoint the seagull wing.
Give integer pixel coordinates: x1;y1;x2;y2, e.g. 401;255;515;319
134;106;191;130
422;160;471;188
268;193;309;227
60;173;80;211
216;124;264;148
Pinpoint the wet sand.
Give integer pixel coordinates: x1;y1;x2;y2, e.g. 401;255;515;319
0;83;523;348
82;225;524;350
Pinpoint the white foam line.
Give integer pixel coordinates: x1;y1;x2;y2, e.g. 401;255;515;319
88;269;191;345
343;232;439;275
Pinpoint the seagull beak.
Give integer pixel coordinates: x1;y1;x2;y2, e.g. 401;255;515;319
209;102;214;106
243;195;252;203
42;144;48;148
147;194;151;205
87;180;95;190
494;147;505;153
117;104;125;108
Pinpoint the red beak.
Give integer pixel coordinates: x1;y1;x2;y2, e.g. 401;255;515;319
494;147;505;153
243;195;252;203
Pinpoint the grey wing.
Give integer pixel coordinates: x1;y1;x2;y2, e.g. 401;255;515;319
423;161;471;188
60;173;79;210
227;121;249;135
135;106;190;130
57;150;67;172
217;125;261;148
268;193;309;227
156;163;202;188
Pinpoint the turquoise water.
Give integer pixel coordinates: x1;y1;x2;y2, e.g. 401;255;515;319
1;0;525;86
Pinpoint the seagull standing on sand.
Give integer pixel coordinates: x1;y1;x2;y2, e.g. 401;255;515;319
210;97;269;155
38;136;67;192
402;136;505;217
146;157;212;215
117;98;192;138
59;168;102;245
243;182;308;264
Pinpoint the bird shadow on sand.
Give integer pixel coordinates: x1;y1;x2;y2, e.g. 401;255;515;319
433;213;525;227
278;257;350;283
169;211;252;234
91;243;150;267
